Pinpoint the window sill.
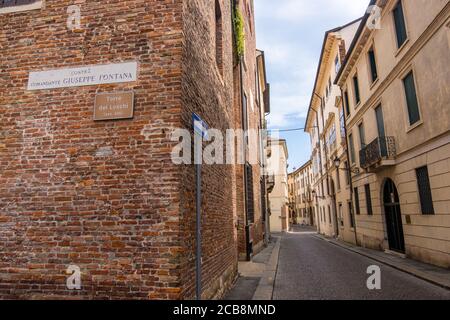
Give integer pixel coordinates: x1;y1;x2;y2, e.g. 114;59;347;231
369;78;379;90
406;119;423;133
395;38;410;58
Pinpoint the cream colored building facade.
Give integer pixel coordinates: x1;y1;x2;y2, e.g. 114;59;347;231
336;0;450;268
306;19;361;241
288;161;314;226
267;139;289;232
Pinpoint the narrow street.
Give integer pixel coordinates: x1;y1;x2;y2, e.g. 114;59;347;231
271;226;450;300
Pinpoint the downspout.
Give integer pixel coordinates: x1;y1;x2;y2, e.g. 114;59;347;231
340;87;359;246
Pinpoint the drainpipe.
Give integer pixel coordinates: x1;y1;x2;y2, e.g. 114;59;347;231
340;87;359;246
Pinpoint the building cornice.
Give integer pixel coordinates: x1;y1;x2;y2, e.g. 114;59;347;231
346;1;450;130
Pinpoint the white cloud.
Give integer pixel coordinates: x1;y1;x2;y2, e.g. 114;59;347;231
255;0;369;130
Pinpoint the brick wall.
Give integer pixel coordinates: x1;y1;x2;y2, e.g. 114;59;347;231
0;0;242;300
179;0;238;299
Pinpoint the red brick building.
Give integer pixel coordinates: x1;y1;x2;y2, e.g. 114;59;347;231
0;0;269;299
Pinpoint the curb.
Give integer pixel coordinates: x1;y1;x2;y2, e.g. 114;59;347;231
315;235;450;291
252;236;281;300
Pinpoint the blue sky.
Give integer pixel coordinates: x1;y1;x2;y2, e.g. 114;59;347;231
255;0;369;172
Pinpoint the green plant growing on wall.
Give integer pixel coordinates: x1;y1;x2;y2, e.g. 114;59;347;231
234;8;245;59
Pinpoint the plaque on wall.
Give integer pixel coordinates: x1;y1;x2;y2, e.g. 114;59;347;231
27;62;138;91
94;91;134;121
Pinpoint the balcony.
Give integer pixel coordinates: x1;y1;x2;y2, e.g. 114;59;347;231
359;136;396;171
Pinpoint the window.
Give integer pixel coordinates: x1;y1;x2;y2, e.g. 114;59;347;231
354;187;360;215
335;55;341;74
416;166;435;215
368;47;378;83
339;108;346;139
0;0;42;13
358;122;366;148
349;134;356;164
348;202;355;228
375;105;385;137
336;168;341;191
344;161;350;185
215;0;223;75
365;184;373;215
393;0;408;48
326;123;336;151
245;163;255;223
353;74;360;105
344;90;351;116
328;206;331;225
403;71;421;126
338;203;344;227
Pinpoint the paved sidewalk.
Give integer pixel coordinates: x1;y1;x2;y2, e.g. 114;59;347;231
224;235;280;300
315;234;450;290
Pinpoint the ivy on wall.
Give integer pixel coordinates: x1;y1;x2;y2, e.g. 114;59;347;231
234;7;245;59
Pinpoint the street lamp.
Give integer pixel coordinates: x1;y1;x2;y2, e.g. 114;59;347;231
333;156;360;174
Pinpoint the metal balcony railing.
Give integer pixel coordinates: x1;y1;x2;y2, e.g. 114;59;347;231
359;136;396;169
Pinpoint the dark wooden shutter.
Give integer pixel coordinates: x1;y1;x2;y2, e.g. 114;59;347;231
353;75;360;105
393;0;408;48
368;48;378;82
354;187;360;215
245;163;254;223
260;179;266;222
403;72;420;125
375;105;385;138
344;91;351;116
365;184;373;215
416;166;435;215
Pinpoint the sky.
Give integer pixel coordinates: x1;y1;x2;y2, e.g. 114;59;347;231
254;0;369;172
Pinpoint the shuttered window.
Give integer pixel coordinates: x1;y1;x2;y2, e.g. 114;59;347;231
365;184;373;215
393;0;408;48
403;71;421;126
416;166;435;215
354;187;360;215
348;202;355;228
368;47;378;83
353;75;360;105
349;134;356;164
344;90;351;116
245;163;255;223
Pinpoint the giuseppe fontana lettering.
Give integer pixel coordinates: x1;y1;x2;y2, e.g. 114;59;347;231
27;62;137;90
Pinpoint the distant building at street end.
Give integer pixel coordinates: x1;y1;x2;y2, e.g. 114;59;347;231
288;161;314;227
267;139;289;232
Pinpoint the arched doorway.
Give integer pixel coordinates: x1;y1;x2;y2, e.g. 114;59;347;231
383;178;405;253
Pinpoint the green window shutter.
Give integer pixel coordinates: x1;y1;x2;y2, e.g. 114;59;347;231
353;75;360;105
416;166;435;215
393;0;408;48
368;49;378;82
403;72;421;125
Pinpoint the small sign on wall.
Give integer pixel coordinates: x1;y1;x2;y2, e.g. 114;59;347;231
94;91;134;121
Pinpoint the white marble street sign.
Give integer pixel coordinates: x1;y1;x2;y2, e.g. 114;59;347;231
27;62;138;91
